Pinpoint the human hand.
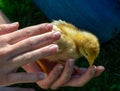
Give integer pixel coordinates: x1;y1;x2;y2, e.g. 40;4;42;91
61;65;104;88
22;59;105;90
0;22;61;86
0;87;34;91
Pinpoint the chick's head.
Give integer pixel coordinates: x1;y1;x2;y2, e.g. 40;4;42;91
80;31;100;66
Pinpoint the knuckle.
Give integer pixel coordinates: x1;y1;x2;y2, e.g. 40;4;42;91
0;24;11;32
0;35;8;42
0;24;5;31
61;74;71;83
24;28;32;37
39;35;52;44
65;76;71;82
40;83;49;89
45;34;53;40
13;54;26;63
38;47;51;56
20;54;27;60
0;27;3;32
26;38;35;47
37;23;49;32
0;45;12;56
50;67;62;78
47;76;55;82
20;54;34;63
42;32;55;41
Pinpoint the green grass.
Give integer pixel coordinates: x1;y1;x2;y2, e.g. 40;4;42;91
0;0;120;91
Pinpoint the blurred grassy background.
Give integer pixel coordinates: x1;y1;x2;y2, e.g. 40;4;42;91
0;0;120;91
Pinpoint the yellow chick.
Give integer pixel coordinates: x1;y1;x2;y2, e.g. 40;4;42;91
37;20;100;74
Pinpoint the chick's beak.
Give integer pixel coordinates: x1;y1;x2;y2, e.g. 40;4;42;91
87;56;95;66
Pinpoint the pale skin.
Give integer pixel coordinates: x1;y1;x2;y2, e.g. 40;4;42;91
0;22;61;85
23;60;105;89
0;11;105;91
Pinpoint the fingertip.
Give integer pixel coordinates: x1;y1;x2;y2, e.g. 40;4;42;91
67;58;75;62
48;44;59;54
57;64;64;72
87;65;96;77
11;22;19;25
10;22;19;26
37;72;47;80
94;66;105;77
8;22;19;32
53;31;61;39
97;66;105;71
66;59;75;68
46;23;53;30
37;23;53;33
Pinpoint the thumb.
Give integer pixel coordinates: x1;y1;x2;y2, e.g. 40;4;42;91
4;72;46;86
0;22;19;35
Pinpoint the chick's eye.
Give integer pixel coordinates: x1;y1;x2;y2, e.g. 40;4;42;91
83;49;88;56
85;52;88;56
85;51;88;56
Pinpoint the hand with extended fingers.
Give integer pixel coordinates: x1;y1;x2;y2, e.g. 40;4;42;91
0;22;60;86
0;22;104;91
23;59;104;90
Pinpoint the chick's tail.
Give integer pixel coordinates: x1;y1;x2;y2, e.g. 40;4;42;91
36;59;57;75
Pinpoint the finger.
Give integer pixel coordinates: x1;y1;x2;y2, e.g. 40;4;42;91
37;64;63;89
22;62;43;72
0;87;35;91
0;22;19;35
10;44;58;69
5;72;46;86
94;66;105;77
2;23;53;44
51;59;74;90
63;66;96;87
73;67;87;75
7;31;60;59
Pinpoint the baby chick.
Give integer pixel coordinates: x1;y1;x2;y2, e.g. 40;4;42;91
37;20;100;74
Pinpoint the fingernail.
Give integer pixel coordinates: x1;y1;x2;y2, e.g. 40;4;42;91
49;44;59;52
40;72;47;79
58;64;64;71
90;65;96;76
68;59;74;67
47;24;52;30
10;22;19;26
53;31;61;38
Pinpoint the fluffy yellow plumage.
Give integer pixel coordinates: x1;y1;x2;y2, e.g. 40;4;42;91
37;20;100;74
